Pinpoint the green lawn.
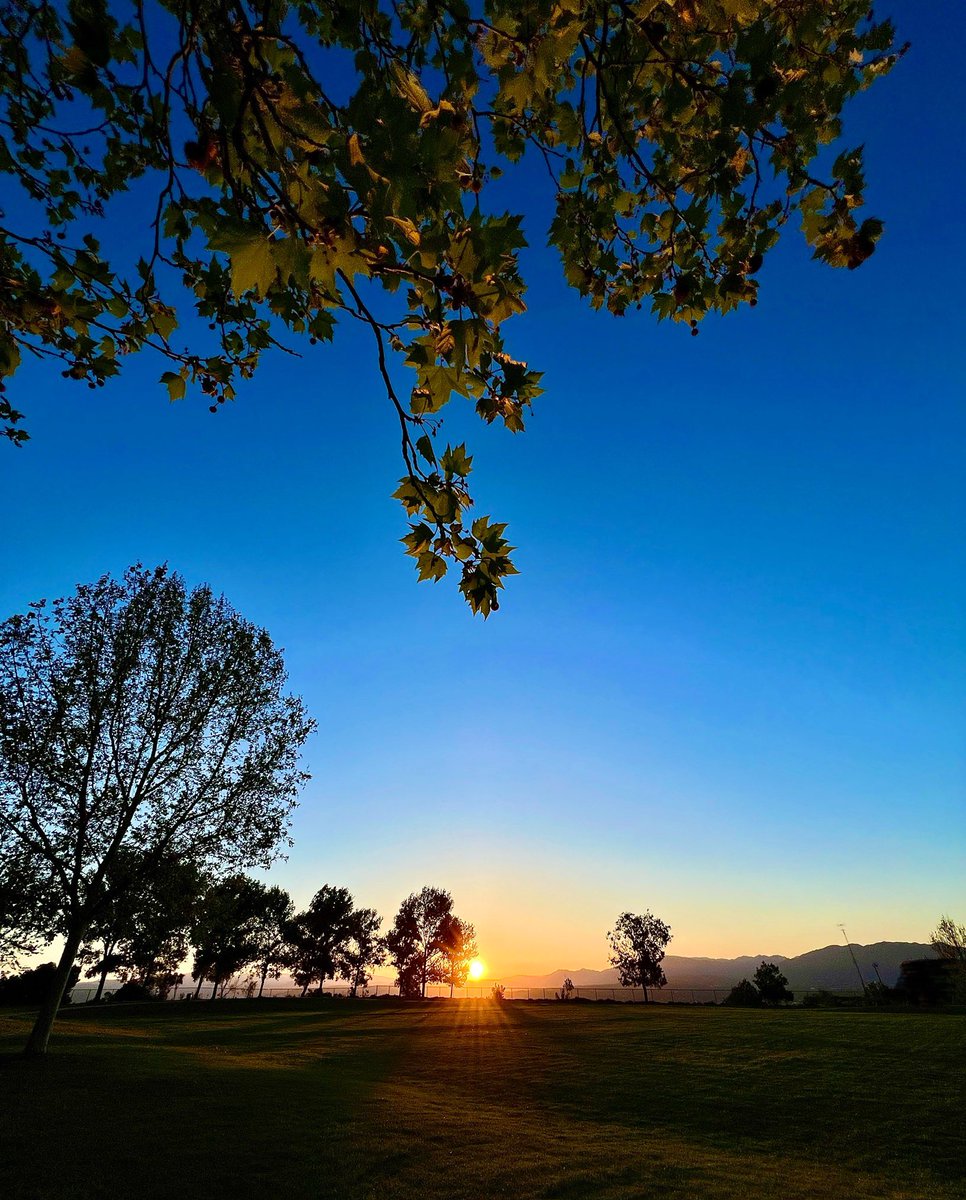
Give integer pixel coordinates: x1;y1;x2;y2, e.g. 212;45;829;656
1;999;963;1199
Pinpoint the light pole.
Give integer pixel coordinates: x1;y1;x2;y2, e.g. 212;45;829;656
839;924;868;996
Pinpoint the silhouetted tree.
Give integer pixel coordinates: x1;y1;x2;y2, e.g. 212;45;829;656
722;979;762;1008
437;916;478;998
386;887;454;998
286;886;356;996
79;849;207;1001
0;565;314;1056
930;916;966;964
336;908;386;998
190;875;277;999
608;911;672;1003
753;961;794;1006
250;886;295;999
0;962;80;1007
557;977;576;1002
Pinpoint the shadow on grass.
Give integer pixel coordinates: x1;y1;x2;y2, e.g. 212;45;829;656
2;1001;964;1200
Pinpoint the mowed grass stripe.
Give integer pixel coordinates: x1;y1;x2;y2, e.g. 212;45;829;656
1;1001;963;1199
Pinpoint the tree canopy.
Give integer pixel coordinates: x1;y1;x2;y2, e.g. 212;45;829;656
930;916;966;965
286;883;357;993
437;913;478;996
336;906;386;997
190;873;285;997
79;848;207;1001
608;909;671;1001
0;1;904;612
752;960;792;1004
0;563;314;1054
386;885;455;997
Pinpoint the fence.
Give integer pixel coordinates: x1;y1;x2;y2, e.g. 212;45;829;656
68;982;867;1005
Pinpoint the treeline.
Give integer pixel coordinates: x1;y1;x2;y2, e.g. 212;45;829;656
5;854;478;1005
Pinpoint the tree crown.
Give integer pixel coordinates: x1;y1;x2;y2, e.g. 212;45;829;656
0;1;904;611
0;564;314;937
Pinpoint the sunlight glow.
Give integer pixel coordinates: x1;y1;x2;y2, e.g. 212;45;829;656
469;959;486;980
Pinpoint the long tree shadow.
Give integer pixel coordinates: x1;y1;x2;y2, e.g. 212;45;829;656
0;1004;426;1200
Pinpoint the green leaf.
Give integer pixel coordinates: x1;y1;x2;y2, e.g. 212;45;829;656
441;443;473;478
160;371;186;402
415;435;436;465
227;239;276;297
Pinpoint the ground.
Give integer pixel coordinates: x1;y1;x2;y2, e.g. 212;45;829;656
1;999;963;1199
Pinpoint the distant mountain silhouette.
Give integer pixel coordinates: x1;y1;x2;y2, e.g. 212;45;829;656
500;942;935;991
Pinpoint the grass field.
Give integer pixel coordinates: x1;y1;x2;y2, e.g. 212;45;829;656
1;999;964;1199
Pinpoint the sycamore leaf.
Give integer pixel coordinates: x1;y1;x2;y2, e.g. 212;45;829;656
160;371;186;401
229;239;276;296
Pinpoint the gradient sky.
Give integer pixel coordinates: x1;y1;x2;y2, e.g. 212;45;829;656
2;3;963;976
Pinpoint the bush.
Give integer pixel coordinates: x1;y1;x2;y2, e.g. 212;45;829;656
110;981;157;1003
0;962;80;1006
491;984;506;1001
722;980;762;1007
801;990;845;1008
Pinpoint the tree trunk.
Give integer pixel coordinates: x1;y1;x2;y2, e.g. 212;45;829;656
258;967;267;999
642;984;649;1004
92;946;113;1004
211;974;219;1000
193;974;204;999
23;922;85;1058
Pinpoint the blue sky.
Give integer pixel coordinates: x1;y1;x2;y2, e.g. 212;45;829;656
2;2;963;973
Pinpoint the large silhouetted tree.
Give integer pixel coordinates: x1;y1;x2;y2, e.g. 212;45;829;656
608;910;672;1003
386;886;455;998
250;885;295;998
190;874;278;998
336;908;386;998
0;3;905;611
437;915;478;998
0;564;314;1055
286;885;356;995
752;960;793;1005
79;849;207;1001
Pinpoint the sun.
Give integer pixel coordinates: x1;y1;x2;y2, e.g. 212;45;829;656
468;958;486;980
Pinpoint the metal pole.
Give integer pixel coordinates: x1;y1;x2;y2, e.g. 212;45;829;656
839;924;868;995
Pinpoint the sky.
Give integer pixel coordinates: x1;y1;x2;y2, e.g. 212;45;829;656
2;3;963;977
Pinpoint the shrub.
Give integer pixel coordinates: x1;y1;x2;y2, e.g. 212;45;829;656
722;980;762;1008
110;981;157;1003
0;962;80;1006
801;990;841;1008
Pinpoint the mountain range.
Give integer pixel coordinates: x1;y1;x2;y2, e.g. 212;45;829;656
498;942;935;992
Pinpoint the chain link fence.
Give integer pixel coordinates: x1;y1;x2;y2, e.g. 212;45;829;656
69;981;867;1004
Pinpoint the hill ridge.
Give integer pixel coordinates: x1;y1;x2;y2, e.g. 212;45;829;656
500;941;935;991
